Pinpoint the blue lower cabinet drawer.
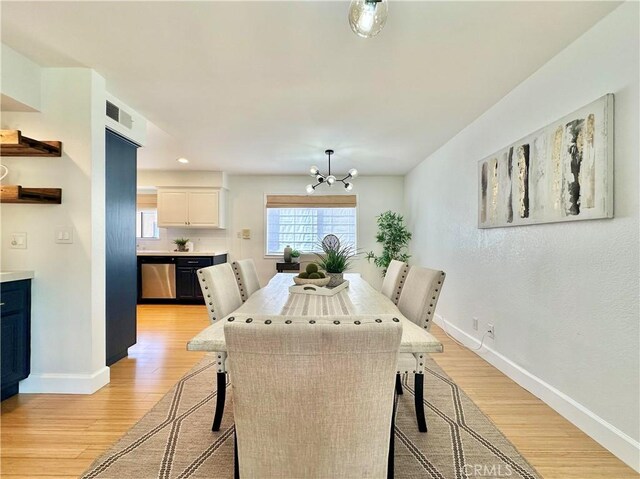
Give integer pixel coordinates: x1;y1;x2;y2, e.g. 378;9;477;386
176;257;213;268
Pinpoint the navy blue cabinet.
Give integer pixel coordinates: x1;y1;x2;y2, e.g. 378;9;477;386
1;280;31;401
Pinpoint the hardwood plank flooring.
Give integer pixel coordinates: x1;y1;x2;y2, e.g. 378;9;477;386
1;304;636;478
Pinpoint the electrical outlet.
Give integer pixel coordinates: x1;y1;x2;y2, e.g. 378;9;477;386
472;317;479;331
487;323;495;339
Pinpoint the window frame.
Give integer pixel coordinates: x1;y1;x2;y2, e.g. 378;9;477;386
263;193;359;258
136;208;161;240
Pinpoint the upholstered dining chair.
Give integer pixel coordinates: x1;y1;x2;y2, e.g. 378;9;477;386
380;259;410;305
231;259;261;302
395;266;446;432
196;263;243;431
225;315;402;479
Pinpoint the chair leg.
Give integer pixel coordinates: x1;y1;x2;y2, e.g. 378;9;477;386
234;426;240;479
414;373;427;432
388;393;396;479
211;372;226;431
395;373;403;395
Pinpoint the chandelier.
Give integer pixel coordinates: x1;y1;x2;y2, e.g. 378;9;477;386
306;149;358;194
348;0;388;39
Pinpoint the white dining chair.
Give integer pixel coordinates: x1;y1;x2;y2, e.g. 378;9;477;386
225;315;402;479
232;259;261;302
196;263;243;431
380;259;410;305
395;266;446;432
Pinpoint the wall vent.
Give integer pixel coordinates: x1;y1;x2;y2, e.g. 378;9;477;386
106;100;119;121
106;100;133;129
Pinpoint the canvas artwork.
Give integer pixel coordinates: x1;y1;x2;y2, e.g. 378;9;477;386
478;94;613;228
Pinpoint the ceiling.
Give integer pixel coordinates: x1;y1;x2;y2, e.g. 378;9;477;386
1;1;618;175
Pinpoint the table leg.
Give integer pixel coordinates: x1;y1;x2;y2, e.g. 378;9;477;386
414;373;427;433
388;393;397;479
211;372;226;431
234;425;240;479
395;373;403;395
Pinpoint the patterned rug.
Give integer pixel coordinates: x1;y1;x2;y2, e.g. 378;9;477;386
82;355;540;479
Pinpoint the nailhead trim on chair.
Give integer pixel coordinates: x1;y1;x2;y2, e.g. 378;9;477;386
393;263;410;305
422;271;446;330
198;270;218;322
232;263;248;303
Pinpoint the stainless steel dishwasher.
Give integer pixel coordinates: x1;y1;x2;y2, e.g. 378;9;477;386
140;257;176;299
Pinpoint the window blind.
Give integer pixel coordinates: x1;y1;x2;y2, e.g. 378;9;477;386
265;194;357;209
137;193;157;208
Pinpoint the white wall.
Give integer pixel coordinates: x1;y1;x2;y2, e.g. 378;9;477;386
226;175;404;289
404;3;639;470
1;56;109;392
138;170;227;189
1;44;41;111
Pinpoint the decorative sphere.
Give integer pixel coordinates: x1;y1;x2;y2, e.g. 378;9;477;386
306;263;319;274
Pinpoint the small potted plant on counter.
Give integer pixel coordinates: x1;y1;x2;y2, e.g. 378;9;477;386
173;237;189;252
314;240;357;287
290;249;301;263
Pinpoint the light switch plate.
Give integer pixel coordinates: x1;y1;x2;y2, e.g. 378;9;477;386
242;228;251;239
55;226;73;244
10;232;27;249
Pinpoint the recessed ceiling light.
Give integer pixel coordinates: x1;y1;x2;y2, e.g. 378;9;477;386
177;157;189;164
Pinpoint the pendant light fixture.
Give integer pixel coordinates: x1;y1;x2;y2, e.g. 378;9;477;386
348;0;388;38
306;150;358;194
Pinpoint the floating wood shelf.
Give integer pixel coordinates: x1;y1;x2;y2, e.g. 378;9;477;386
0;130;62;157
1;185;62;204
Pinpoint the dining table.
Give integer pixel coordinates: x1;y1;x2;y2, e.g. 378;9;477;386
187;272;443;432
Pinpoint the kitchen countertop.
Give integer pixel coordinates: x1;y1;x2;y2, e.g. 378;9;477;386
0;271;35;283
136;251;228;257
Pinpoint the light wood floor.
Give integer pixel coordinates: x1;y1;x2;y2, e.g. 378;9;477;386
1;305;637;478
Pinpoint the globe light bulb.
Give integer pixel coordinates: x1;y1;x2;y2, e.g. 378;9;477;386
309;165;319;176
344;182;353;191
316;174;325;183
348;0;388;39
306;184;315;194
348;168;358;178
326;175;336;185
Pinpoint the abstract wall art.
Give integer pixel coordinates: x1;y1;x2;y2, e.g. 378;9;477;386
478;94;613;228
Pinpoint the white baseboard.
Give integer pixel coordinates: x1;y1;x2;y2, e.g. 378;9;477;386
19;366;110;394
433;314;640;473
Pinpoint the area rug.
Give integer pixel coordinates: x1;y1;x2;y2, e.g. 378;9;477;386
81;355;540;479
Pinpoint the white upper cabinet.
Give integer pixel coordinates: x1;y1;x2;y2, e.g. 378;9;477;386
157;188;226;229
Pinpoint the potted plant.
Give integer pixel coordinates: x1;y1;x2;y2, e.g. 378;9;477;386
290;249;301;263
173;237;189;252
365;211;412;276
314;240;357;287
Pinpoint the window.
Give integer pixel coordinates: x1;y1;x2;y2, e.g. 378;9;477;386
265;195;357;255
136;193;159;239
136;209;159;239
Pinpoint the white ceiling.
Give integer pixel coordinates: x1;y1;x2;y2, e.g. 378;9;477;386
1;1;618;175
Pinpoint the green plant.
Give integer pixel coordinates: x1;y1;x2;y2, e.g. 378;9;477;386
173;237;189;247
314;240;357;274
291;249;301;258
365;211;412;276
